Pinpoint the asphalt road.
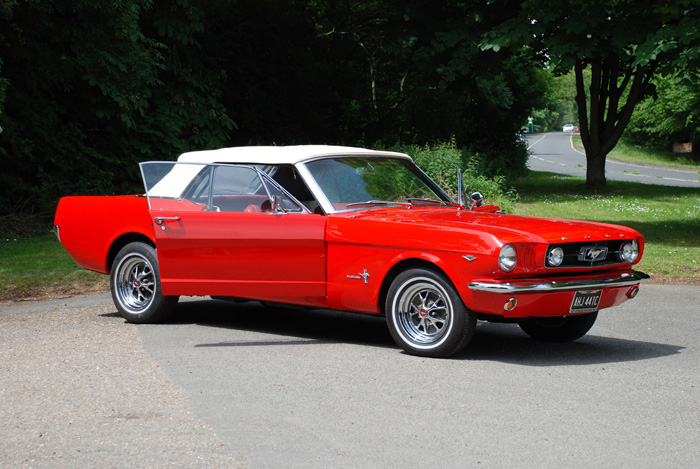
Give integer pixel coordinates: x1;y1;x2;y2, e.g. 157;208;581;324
526;132;700;187
2;285;699;468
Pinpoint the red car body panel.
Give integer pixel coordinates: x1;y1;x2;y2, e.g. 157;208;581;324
152;209;327;300
54;195;155;273
55;195;646;317
321;208;644;316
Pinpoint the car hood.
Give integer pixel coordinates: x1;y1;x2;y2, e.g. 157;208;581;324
336;207;641;244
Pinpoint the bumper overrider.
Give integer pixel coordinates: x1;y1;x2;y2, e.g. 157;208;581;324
466;271;650;317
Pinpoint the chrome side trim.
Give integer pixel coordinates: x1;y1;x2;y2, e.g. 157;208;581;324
468;271;650;294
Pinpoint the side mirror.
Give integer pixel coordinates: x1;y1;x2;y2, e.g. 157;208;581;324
273;195;287;213
469;192;484;209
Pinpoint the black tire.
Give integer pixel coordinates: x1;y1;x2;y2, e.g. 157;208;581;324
385;268;476;357
110;242;178;323
518;312;598;342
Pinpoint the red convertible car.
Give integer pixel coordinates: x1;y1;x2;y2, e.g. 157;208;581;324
54;145;649;357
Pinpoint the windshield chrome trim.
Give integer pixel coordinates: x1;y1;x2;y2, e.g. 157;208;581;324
295;163;334;214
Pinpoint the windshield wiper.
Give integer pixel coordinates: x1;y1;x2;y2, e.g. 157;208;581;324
406;197;446;206
346;200;411;208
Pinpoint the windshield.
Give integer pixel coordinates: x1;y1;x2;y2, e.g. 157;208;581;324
304;157;453;211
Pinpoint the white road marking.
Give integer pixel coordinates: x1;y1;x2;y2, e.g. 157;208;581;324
569;133;700;176
526;133;548;150
569;134;585;156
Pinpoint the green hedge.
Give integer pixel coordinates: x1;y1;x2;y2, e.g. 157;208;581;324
389;142;519;213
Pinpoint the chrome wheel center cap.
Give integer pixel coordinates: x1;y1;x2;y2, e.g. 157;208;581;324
419;308;428;318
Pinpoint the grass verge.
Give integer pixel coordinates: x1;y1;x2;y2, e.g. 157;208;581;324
0;234;108;302
513;171;700;284
573;136;700;171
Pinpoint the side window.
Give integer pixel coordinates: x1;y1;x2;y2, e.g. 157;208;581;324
262;176;305;213
208;165;305;213
149;163;311;214
256;165;320;213
183;167;212;207
211;166;268;212
213;165;265;196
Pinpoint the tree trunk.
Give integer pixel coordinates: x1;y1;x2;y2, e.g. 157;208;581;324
585;150;607;186
573;57;654;188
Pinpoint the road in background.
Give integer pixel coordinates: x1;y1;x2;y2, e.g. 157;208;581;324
526;132;700;187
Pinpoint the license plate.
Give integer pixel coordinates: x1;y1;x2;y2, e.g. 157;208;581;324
570;289;602;313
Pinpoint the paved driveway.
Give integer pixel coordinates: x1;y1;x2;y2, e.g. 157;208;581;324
2;284;699;468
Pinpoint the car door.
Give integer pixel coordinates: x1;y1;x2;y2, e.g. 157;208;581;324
141;162;327;302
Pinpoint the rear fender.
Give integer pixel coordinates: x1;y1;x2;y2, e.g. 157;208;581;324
54;195;155;273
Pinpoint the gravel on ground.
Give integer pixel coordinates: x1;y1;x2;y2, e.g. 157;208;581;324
0;296;244;468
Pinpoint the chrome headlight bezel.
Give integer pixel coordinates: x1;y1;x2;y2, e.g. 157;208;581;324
499;244;517;272
546;246;564;267
619;240;639;263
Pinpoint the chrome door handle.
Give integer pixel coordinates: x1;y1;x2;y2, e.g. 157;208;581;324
155;216;181;225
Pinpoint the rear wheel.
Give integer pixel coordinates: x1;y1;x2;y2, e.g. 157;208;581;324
110;242;178;323
518;312;598;342
385;268;476;357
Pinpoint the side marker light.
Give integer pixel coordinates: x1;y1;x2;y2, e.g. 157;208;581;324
627;286;639;299
504;298;518;311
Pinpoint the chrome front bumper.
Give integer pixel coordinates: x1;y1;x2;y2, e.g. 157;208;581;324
468;271;650;294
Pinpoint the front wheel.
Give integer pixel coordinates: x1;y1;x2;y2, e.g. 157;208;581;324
110;242;178;323
385;268;476;358
518;312;598;342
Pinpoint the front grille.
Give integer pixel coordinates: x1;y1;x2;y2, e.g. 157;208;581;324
546;240;628;268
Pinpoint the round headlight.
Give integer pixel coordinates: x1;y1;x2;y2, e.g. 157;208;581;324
547;246;564;267
499;244;517;272
619;240;639;263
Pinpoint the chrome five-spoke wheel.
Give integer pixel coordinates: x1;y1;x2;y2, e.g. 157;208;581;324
386;268;476;357
114;254;156;313
395;280;450;345
110;242;177;323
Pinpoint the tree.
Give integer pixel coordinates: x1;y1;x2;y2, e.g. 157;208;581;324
485;0;700;186
311;0;546;175
0;0;543;226
625;75;700;149
531;69;583;132
0;0;234;221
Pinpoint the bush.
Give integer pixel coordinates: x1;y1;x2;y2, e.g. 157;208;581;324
388;142;519;213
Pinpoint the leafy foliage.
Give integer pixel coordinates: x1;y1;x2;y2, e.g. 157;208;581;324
393;142;519;213
0;0;538;227
531;69;585;131
484;0;700;186
625;75;700;149
0;57;7;118
0;0;234;219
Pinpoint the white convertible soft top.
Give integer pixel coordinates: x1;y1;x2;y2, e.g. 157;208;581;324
177;145;412;165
